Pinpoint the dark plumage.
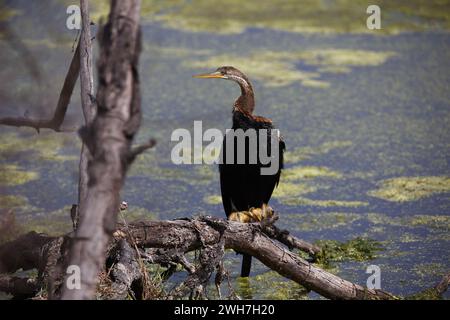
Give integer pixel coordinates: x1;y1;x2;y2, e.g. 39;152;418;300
194;66;285;277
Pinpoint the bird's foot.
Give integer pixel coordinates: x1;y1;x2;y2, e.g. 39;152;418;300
228;204;274;223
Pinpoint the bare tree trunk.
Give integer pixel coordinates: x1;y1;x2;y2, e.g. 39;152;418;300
60;0;142;300
77;0;96;222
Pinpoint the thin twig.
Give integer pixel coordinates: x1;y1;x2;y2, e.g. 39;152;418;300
0;42;80;132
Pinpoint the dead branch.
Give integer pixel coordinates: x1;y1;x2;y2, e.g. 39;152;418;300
127;216;396;300
0;275;38;299
0;42;80;132
105;239;142;300
128;138;157;164
260;214;321;256
435;273;450;296
59;0;143;300
0;231;55;274
2;216;448;300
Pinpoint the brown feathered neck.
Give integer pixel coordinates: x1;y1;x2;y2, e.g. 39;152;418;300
232;75;255;115
231;76;272;124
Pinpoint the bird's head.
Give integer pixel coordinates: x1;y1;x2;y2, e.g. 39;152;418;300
193;66;255;113
193;66;250;86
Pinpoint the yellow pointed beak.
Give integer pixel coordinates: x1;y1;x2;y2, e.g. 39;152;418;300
192;71;226;79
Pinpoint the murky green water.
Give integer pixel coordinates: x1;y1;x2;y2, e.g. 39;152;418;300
0;0;449;299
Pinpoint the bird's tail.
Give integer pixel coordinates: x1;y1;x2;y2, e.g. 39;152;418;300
241;254;252;277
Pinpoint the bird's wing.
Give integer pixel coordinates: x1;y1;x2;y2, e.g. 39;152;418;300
219;126;285;216
260;136;285;204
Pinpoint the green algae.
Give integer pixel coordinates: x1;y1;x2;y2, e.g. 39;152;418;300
236;271;308;300
405;263;448;300
408;288;444;300
119;206;158;222
132;0;450;35
293;49;395;68
184;49;395;88
185;53;320;88
0;131;79;162
0;194;29;209
17;205;156;237
129;148;216;186
0;194;39;217
0;164;39;186
203;194;222;205
409;215;450;230
21;205;73;235
284;197;368;208
273;163;369;208
282;166;342;181
280;212;361;232
274;165;368;208
22;38;72;49
315;237;383;269
284;141;353;164
272;181;319;200
145;44;212;59
0;5;20;22
368;176;450;202
366;213;450;231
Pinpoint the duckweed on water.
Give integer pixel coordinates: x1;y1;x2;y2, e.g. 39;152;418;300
367;213;450;231
284;197;368;208
272;181;319;200
407;263;448;300
237;271;309;300
116;0;450;34
184;50;395;88
368;176;450;202
279;212;361;232
408;288;444;300
0;164;39;186
284;141;353;164
21;205;73;235
315;237;383;269
0;131;78;162
119;206;158;222
282;166;342;180
0;194;29;209
203;194;222;205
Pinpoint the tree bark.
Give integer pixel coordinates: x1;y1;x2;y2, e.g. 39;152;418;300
127;217;397;300
0;216;421;300
77;0;96;226
59;0;142;300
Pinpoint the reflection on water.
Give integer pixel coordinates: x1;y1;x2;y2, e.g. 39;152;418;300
0;1;449;299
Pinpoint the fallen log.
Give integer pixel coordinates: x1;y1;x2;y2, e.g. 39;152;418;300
0;215;404;300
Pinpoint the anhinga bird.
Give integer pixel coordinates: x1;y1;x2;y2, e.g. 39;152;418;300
194;66;285;277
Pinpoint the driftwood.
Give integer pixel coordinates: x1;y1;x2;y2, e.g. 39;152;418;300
1;215;448;300
0;216;384;300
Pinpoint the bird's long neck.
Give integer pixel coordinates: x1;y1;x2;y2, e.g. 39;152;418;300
233;76;255;115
